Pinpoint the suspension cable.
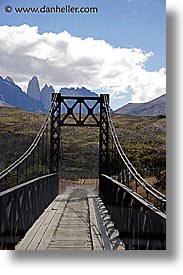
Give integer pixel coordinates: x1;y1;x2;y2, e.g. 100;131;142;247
103;95;166;202
0;93;58;179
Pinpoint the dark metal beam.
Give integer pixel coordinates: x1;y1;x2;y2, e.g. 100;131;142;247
49;93;109;177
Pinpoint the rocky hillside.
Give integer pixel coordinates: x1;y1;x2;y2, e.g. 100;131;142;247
115;94;166;116
0;76;47;113
0;75;102;114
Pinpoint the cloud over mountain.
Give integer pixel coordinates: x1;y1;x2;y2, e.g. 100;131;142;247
0;24;166;104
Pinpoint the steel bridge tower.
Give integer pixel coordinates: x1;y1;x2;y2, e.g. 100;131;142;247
49;93;109;180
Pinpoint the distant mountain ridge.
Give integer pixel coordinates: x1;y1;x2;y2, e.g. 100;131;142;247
60;87;98;97
1;74;164;116
114;94;166;116
0;76;47;113
0;75;102;114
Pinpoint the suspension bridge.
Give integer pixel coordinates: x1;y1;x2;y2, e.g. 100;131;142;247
0;94;166;250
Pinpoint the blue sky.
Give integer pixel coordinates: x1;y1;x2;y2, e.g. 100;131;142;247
0;0;166;109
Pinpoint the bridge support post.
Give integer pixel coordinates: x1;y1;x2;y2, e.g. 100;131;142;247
50;93;61;173
99;94;109;175
99;94;109;197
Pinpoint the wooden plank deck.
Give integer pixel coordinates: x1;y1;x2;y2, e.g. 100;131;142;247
15;186;125;251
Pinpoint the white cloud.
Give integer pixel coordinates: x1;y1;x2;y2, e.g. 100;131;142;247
0;24;166;106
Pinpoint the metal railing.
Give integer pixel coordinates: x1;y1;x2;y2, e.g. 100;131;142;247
0;173;58;249
99;174;166;250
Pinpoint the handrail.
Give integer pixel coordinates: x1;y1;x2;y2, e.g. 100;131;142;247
0;172;59;249
101;174;166;218
99;173;166;249
103;94;166;204
0;173;58;197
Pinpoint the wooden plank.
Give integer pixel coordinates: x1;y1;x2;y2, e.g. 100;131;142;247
88;195;125;250
95;197;125;250
15;195;69;250
88;195;104;250
37;195;69;250
27;210;57;250
92;196;112;250
55;228;90;233
49;239;91;249
15;199;57;250
47;194;92;250
51;235;90;241
47;246;92;250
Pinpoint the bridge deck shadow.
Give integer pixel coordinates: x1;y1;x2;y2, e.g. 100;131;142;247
15;185;125;251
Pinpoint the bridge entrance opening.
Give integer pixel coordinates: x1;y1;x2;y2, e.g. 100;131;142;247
49;94;109;191
60;126;99;188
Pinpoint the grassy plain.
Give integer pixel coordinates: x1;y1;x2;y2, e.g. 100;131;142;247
0;106;166;193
